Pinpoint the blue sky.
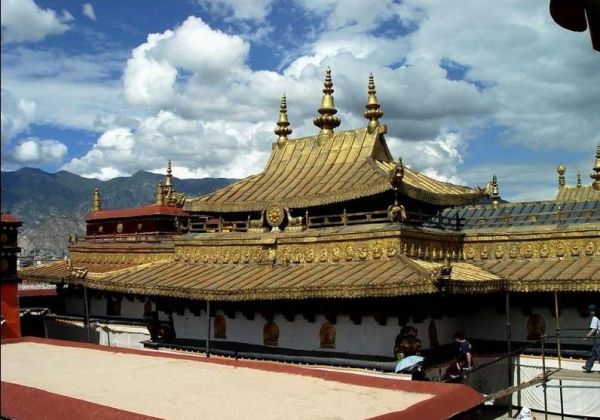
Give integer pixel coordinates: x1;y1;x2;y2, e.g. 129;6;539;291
2;0;599;201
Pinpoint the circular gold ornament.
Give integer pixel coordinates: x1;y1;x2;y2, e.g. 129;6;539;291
98;225;103;233
116;223;124;233
0;233;8;243
266;205;284;227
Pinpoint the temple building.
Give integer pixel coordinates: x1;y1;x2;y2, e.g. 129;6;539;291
19;70;600;414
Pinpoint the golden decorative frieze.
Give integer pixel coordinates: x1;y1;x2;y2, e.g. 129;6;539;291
70;251;172;266
463;237;600;261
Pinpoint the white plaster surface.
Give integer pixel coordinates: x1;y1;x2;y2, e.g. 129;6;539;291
1;342;433;420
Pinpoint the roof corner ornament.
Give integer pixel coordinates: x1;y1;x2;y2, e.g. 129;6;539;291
590;145;600;191
274;94;292;149
387;159;406;223
156;181;165;205
557;163;566;188
92;188;101;212
389;158;404;188
313;67;341;142
364;73;383;134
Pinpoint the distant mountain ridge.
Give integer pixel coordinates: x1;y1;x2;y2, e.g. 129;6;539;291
1;167;236;257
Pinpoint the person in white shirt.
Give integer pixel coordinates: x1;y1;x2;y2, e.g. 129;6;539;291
582;304;600;373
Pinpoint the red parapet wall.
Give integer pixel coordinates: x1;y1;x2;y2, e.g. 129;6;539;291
1;283;21;339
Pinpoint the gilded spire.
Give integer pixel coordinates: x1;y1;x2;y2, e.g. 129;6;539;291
92;188;101;212
313;67;341;138
165;160;173;196
557;163;566;188
274;94;292;148
156;181;165;205
576;171;582;187
490;174;501;208
364;73;383;133
591;145;600;190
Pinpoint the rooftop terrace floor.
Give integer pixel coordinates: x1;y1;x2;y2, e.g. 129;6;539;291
1;337;482;419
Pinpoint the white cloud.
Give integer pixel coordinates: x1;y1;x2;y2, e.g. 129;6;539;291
387;133;466;185
62;111;273;180
82;3;96;21
197;0;273;22
1;0;73;43
1;90;36;147
5;138;67;164
12;1;594;203
2;48;139;132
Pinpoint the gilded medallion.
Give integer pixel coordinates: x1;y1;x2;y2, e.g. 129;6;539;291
266;205;285;228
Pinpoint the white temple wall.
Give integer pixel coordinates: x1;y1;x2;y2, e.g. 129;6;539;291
64;295;83;314
89;294;105;316
172;309;465;357
65;295;592;356
463;305;588;345
172;309;208;339
119;298;146;319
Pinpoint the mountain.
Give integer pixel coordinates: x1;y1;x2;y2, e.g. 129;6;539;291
1;168;236;257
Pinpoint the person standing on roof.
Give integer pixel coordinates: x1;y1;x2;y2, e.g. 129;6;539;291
582;304;600;373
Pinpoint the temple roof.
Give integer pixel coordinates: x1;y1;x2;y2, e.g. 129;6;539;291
442;199;600;231
185;127;482;213
20;250;600;299
86;204;189;221
556;185;600;202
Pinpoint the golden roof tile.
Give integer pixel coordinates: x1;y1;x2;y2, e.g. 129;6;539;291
26;259;440;301
555;185;600;202
185;127;482;212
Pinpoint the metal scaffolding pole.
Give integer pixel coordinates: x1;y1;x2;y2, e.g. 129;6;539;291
206;300;211;358
506;291;513;417
554;291;565;419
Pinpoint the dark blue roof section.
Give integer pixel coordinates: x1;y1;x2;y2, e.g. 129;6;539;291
434;199;600;231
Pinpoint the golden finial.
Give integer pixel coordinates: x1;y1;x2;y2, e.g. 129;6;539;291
490;174;501;208
577;171;582;187
557;163;566;187
590;145;600;190
92;188;101;212
274;94;292;148
165;160;173;195
156;181;165;205
313;67;341;138
364;73;383;133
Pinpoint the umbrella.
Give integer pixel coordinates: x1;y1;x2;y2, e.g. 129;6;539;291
395;355;424;373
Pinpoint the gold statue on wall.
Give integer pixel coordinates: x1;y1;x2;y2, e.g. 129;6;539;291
264;321;279;346
214;315;226;339
319;321;336;349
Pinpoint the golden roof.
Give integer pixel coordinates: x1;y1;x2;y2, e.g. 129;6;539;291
555;145;600;202
473;256;600;292
556;185;600;202
20;259;439;301
185;127;482;212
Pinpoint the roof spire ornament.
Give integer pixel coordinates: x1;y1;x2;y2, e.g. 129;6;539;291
92;188;102;212
156;181;165;205
577;171;582;187
274;94;292;148
165;160;174;196
557;163;566;187
313;67;340;139
489;174;501;208
590;145;600;190
364;73;383;133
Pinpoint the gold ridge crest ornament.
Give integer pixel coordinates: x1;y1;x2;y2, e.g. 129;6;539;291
266;205;285;231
